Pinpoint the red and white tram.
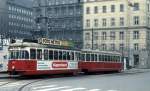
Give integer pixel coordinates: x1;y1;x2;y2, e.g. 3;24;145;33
79;50;122;73
8;39;123;76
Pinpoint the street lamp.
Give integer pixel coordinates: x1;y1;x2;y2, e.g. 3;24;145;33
125;0;134;69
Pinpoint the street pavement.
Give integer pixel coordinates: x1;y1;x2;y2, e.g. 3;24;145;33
0;68;150;91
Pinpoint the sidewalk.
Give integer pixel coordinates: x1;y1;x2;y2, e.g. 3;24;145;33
123;68;150;74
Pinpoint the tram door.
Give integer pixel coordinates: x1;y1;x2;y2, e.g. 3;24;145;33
134;54;139;67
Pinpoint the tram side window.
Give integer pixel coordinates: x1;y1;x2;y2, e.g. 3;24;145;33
102;55;105;61
77;52;80;61
114;56;117;62
54;50;58;60
62;51;67;60
37;49;42;60
30;49;36;59
71;52;74;60
21;51;29;59
49;50;53;60
75;52;80;61
86;54;90;61
105;55;107;61
94;54;97;61
91;54;94;61
99;54;102;61
59;51;62;60
112;56;115;62
67;52;70;60
117;56;120;62
108;55;111;62
81;54;85;61
44;50;48;60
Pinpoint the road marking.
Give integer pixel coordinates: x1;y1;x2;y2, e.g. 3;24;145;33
2;82;22;87
0;82;7;85
107;90;118;91
34;86;70;91
32;85;57;90
60;87;86;91
88;89;101;91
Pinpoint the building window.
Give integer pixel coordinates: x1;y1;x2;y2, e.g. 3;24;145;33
133;3;139;11
120;17;124;26
111;18;115;26
119;44;124;51
85;44;91;49
93;32;98;40
111;5;115;12
94;6;98;14
102;32;107;40
86;19;90;27
110;31;115;40
102;18;107;27
120;4;124;12
133;16;139;25
86;7;90;14
110;44;115;51
133;31;139;39
93;44;98;49
134;43;139;50
148;4;150;12
94;19;98;27
119;31;124;40
85;32;90;40
102;6;107;13
102;44;107;51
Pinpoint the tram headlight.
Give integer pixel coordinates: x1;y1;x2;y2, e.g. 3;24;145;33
12;66;15;70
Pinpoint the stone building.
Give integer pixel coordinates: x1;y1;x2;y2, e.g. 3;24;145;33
0;0;34;39
33;0;84;48
83;0;150;68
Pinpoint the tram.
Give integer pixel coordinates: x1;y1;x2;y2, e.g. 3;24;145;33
8;38;123;76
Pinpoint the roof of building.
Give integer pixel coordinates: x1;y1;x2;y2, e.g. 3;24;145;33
10;0;33;8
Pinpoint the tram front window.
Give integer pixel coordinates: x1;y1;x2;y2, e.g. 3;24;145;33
9;50;29;59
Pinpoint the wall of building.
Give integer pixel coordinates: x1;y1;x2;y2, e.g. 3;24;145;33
83;0;150;68
33;0;84;48
0;0;34;39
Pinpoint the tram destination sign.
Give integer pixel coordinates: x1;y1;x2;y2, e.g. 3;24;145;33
38;38;75;47
38;38;61;46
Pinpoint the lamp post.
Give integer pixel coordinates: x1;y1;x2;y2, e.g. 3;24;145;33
125;0;134;69
91;28;94;50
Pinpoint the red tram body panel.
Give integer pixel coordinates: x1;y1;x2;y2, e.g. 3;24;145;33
78;62;122;72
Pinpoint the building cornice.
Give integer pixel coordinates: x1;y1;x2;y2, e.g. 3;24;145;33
84;26;150;31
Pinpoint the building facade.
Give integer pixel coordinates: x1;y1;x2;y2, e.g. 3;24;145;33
83;0;150;68
33;0;83;48
0;0;33;39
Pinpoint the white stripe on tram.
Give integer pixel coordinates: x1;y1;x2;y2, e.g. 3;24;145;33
32;85;57;90
60;88;86;91
34;86;70;91
87;89;101;91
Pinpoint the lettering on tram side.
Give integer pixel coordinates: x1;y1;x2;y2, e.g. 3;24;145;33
37;61;51;70
51;61;78;69
52;62;68;68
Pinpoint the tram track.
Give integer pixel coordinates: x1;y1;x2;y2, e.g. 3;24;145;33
17;79;43;91
0;80;20;87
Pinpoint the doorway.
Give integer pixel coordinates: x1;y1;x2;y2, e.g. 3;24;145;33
134;54;139;67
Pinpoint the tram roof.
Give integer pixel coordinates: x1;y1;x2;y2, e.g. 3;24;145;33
81;49;121;55
9;42;79;51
